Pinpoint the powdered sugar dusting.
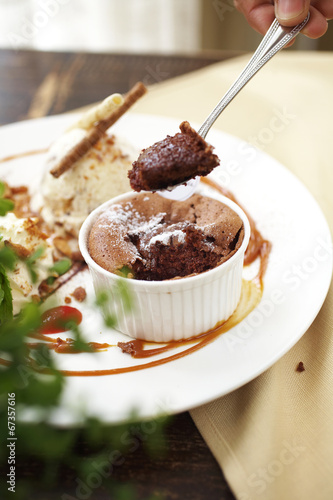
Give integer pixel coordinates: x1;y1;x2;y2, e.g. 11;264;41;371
88;192;244;280
99;203;166;233
149;229;186;246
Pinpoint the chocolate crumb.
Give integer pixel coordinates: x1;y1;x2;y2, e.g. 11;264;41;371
71;286;86;302
118;341;136;355
31;294;41;304
296;361;305;372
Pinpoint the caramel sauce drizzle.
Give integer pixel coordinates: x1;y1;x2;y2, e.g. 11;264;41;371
200;177;272;286
27;333;113;354
0;152;272;375
0;148;49;164
0;280;262;376
60;279;262;376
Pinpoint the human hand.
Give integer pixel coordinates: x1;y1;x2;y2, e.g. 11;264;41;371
234;1;333;39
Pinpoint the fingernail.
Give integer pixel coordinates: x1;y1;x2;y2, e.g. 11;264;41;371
276;0;306;21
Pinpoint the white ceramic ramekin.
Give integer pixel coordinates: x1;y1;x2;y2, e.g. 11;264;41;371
79;191;250;342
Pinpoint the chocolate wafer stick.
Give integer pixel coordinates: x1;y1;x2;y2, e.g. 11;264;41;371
50;82;147;178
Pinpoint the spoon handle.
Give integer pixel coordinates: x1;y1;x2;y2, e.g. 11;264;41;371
198;14;310;139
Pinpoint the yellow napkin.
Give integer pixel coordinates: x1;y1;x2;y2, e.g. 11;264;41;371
134;51;333;500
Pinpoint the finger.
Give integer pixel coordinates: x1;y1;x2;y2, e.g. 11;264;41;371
312;0;333;20
275;0;311;26
300;5;328;38
235;0;275;34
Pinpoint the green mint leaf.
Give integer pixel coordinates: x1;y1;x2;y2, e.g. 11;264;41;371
0;245;17;271
104;314;117;329
0;198;15;216
26;246;45;264
0;181;5;198
0;262;13;325
116;265;134;278
95;289;111;306
49;258;72;276
116;280;133;313
25;262;38;283
25;246;45;283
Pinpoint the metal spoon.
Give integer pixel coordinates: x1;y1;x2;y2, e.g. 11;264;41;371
159;13;310;201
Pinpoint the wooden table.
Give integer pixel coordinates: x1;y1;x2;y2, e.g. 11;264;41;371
0;48;239;500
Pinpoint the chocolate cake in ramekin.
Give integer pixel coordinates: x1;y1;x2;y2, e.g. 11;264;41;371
79;190;250;342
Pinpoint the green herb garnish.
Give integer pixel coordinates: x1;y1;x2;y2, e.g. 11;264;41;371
0;262;13;325
0;181;14;216
25;247;45;283
0;237;170;500
49;258;72;276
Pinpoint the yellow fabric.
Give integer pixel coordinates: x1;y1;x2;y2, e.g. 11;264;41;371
135;51;333;500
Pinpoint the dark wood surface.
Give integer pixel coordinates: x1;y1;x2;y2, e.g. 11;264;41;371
0;48;238;500
0;48;242;125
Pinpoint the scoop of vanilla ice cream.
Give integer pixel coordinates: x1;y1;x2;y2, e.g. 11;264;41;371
36;129;138;237
0;213;54;314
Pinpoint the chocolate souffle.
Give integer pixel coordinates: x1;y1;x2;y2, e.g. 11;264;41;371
128;121;220;192
88;192;244;281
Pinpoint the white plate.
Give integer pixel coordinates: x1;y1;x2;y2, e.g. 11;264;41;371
1;113;332;425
